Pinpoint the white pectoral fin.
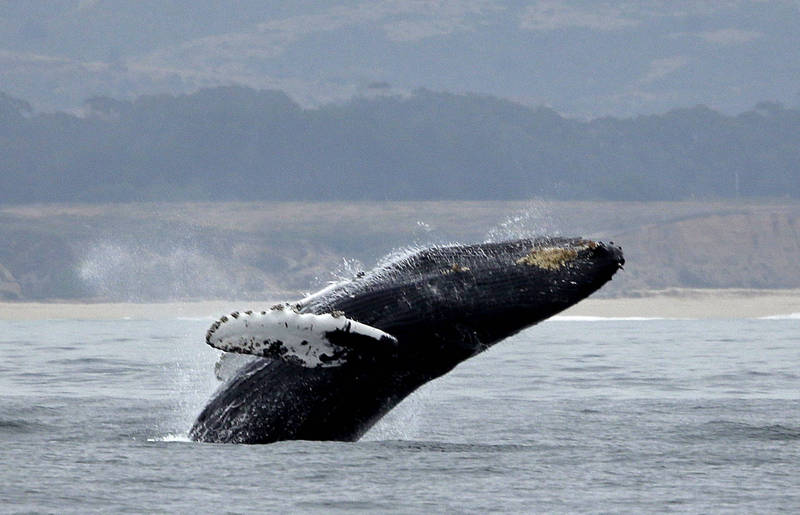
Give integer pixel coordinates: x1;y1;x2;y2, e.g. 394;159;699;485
205;307;397;368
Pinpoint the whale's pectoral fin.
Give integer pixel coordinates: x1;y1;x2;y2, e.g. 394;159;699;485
205;307;397;368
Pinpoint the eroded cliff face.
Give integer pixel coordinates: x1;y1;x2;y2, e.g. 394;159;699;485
606;208;800;293
0;263;22;299
0;201;798;301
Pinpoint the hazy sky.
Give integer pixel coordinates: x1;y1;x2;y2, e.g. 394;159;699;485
1;0;799;117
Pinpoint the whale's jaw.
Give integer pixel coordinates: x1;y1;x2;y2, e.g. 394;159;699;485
189;238;624;444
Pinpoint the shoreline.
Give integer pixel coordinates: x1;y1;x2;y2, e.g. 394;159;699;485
1;289;798;321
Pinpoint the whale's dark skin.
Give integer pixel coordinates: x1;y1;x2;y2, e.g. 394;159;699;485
190;237;624;444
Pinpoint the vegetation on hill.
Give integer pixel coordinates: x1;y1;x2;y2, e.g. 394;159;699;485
1;87;798;203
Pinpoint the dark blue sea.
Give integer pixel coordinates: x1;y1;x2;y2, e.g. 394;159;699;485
1;316;799;513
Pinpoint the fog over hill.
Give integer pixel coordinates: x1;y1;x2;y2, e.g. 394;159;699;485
1;1;799;117
1;87;799;204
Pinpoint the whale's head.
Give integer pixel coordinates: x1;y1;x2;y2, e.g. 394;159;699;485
489;237;625;319
468;238;623;337
306;238;624;367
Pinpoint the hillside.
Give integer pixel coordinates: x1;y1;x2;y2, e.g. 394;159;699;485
2;2;799;118
1;200;797;301
2;88;799;204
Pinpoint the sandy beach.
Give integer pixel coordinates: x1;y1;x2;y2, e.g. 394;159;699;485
561;289;800;319
1;289;798;321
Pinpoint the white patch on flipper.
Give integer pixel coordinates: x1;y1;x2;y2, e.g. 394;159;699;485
206;307;397;368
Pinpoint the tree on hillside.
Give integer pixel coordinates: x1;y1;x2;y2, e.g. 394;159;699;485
0;87;798;203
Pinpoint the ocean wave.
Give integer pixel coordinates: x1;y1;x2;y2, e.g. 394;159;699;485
147;433;192;443
758;312;800;320
0;418;45;433
369;440;535;453
549;316;684;322
699;420;800;441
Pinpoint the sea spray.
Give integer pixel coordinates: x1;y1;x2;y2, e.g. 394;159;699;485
485;200;559;243
161;324;220;439
77;239;244;301
363;385;432;442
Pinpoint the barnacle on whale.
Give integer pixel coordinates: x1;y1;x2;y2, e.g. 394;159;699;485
515;247;579;270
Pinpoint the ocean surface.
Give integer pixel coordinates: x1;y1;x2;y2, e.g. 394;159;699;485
1;315;799;513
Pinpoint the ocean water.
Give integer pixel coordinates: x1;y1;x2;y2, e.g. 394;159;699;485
1;316;799;513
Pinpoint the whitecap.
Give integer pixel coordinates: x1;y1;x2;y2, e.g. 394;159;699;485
548;316;682;322
758;313;800;320
147;433;191;443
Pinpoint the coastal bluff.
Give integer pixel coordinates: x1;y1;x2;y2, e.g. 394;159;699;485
0;200;797;301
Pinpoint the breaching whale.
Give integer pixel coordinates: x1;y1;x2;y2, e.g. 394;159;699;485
190;237;624;444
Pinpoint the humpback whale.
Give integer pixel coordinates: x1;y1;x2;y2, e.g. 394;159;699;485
190;237;624;444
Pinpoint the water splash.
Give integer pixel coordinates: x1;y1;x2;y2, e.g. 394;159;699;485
362;387;431;441
154;325;221;439
331;257;366;281
485;201;558;242
147;433;192;443
77;240;242;301
415;220;433;234
375;243;426;268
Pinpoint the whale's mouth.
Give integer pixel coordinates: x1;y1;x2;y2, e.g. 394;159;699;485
589;241;626;278
581;239;625;271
